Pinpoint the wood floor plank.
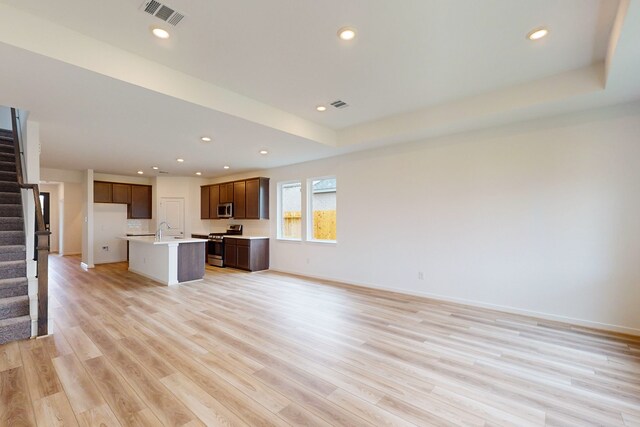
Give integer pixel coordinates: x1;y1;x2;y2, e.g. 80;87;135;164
62;326;103;361
145;335;289;427
32;392;79;427
19;339;63;401
327;388;417;427
76;404;122;427
0;341;22;372
13;255;640;427
104;344;200;427
52;354;105;415
82;356;147;427
40;332;75;359
253;367;373;427
0;366;37;427
277;403;333;427
160;372;251;427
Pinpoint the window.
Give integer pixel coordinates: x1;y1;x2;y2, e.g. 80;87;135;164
278;181;302;240
308;177;336;242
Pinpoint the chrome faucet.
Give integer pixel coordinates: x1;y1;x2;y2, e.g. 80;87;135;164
155;221;171;240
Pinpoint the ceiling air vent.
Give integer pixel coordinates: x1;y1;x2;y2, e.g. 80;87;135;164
330;100;349;109
140;0;185;26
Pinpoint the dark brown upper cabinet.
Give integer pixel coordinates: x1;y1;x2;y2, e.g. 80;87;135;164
245;177;269;219
200;185;210;219
219;182;234;204
201;177;269;220
94;181;152;219
94;182;112;203
233;181;246;219
129;185;152;219
209;185;219;219
112;183;131;204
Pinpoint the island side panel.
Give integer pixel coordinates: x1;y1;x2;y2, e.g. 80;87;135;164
178;242;206;283
128;240;171;284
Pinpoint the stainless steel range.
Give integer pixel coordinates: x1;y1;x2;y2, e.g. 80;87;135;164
207;224;242;267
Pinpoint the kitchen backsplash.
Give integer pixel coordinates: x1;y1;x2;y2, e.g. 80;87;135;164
206;219;270;237
127;219;152;233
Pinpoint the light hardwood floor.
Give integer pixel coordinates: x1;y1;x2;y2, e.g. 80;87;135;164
1;255;640;426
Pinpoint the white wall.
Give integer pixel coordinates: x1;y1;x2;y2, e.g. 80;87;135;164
0;106;11;130
262;101;640;333
41;168;84;256
62;182;83;256
93;204;127;264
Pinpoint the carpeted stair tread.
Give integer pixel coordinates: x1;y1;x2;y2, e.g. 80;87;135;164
0;191;21;204
0;259;26;279
0;205;22;218
0;295;30;320
0;277;28;299
0;245;25;253
0;217;23;231
0;160;16;170
0;146;14;155
0;230;25;246
0;315;30;344
0;245;25;262
0;182;19;193
0;157;15;167
0;170;17;182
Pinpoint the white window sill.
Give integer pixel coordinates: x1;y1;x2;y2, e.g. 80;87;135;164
276;237;302;242
306;239;337;245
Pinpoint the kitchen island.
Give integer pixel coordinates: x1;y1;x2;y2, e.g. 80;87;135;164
123;236;208;285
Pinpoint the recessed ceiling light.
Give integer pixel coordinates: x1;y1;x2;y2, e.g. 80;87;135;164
259;150;268;155
223;165;230;169
527;27;549;41
137;170;144;175
316;105;327;112
151;27;170;40
195;172;202;176
152;166;159;170
177;158;184;163
200;136;211;142
338;27;356;41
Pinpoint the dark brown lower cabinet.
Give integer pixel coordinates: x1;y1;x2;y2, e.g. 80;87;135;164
224;238;269;271
177;242;206;283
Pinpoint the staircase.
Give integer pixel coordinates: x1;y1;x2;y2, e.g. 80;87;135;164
0;128;30;344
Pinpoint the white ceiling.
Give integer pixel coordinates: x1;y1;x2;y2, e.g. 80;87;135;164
0;0;639;177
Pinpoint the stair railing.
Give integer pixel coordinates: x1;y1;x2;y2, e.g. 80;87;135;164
10;108;50;337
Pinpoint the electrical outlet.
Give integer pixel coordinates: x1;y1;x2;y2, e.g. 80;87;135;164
306;258;310;264
418;271;424;280
102;246;109;251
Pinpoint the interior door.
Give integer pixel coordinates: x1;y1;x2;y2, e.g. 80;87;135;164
39;192;50;249
159;198;185;237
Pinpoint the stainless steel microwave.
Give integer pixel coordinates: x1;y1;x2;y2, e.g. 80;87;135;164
217;203;233;218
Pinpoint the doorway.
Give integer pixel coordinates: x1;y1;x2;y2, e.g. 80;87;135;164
39;192;50;248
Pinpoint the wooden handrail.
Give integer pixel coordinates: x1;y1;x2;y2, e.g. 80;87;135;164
10;108;50;337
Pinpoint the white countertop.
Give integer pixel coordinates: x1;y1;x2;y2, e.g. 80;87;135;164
223;236;269;240
122;236;208;245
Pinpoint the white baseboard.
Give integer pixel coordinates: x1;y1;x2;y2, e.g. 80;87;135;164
269;268;640;337
80;262;94;270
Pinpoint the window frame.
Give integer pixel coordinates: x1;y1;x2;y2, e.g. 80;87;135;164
306;176;337;244
277;180;303;241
